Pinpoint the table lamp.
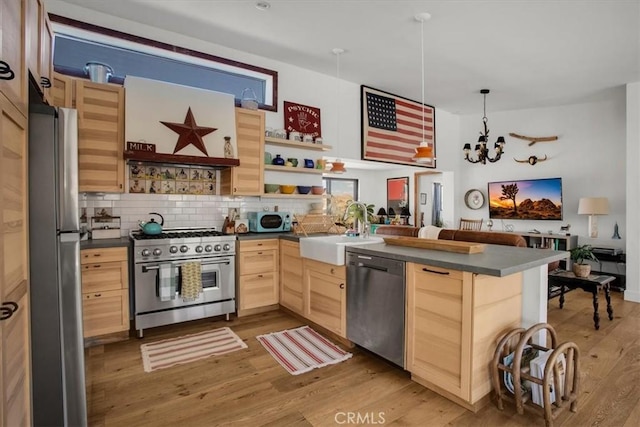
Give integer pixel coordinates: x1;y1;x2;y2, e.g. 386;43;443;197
578;197;609;238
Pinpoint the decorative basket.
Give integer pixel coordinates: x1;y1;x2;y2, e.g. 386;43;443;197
240;88;259;110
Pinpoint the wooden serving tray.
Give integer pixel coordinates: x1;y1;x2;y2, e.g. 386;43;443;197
382;236;486;254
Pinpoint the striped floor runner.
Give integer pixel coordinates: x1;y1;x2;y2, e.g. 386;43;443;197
140;327;247;372
257;325;352;375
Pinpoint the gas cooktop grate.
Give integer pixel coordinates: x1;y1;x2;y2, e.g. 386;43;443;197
131;229;225;240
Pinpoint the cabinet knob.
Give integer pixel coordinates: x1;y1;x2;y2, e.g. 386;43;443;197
92;264;101;268
0;301;18;321
94;293;102;297
331;268;335;274
339;283;345;289
0;61;15;81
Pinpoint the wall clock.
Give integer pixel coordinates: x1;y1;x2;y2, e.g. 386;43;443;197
464;189;485;210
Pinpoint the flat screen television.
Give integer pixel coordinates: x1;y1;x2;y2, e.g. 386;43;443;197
488;177;563;220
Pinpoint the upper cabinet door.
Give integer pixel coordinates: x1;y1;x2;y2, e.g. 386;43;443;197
0;0;27;114
75;80;125;193
25;0;52;103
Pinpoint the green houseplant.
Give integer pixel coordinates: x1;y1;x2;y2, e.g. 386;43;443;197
569;244;598;277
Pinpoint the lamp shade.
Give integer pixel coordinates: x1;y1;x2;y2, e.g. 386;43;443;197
377;208;387;216
578;197;609;215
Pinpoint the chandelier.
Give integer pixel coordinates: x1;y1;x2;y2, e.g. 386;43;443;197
463;89;505;164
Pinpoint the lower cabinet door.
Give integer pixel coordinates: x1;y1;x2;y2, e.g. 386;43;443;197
82;289;129;338
239;272;279;310
279;240;304;314
305;269;346;337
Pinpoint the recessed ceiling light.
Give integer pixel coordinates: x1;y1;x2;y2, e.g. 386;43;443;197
255;1;271;11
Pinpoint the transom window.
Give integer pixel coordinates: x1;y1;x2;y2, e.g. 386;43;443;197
50;14;277;111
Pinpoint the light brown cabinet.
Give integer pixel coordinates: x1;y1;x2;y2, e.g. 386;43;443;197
220;108;264;196
279;240;304;315
237;239;279;316
80;247;129;340
1;0;28;115
75;80;125;193
405;262;522;411
0;84;30;424
51;72;74;108
303;259;346;337
26;0;52;104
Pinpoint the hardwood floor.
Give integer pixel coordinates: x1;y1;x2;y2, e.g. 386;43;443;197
85;291;640;426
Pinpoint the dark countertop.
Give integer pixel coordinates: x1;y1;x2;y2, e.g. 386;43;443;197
236;232;331;242
345;243;568;277
80;237;131;250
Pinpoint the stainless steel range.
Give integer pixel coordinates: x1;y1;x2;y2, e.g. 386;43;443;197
131;228;236;337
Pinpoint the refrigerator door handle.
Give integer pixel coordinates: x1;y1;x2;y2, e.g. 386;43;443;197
57;108;80;232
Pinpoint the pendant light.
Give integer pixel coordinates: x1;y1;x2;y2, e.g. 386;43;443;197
330;48;346;174
412;12;434;163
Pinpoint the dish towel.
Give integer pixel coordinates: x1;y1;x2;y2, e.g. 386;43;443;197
418;225;443;239
158;263;176;301
180;262;202;302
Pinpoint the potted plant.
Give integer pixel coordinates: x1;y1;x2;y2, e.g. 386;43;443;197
570;245;598;277
344;201;375;228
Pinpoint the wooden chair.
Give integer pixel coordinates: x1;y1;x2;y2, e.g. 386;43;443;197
459;218;483;230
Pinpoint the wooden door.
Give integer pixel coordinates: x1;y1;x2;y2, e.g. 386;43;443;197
221;108;264;195
0;0;27;114
75;80;125;193
279;240;304;314
0;91;31;426
304;260;346;337
51;72;74;108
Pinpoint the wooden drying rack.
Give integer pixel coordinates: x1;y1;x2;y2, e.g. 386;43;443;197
292;214;346;236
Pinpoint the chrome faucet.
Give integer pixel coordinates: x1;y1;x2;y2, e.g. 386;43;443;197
343;201;370;239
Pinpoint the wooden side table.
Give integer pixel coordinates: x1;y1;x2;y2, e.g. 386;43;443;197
548;270;614;330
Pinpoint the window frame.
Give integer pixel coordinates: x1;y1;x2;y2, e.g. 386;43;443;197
49;14;278;112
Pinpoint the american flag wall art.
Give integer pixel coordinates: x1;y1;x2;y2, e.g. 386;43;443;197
361;85;436;168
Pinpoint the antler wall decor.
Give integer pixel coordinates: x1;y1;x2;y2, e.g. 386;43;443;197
514;154;548;165
509;132;558;146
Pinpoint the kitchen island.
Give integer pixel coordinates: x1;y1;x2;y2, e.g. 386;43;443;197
345;242;567;412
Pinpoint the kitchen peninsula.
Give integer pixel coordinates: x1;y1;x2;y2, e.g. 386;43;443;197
345;241;567;411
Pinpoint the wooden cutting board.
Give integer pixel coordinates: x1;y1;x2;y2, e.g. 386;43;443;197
382;236;486;254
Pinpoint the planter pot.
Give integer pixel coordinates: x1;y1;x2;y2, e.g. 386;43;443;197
572;263;591;278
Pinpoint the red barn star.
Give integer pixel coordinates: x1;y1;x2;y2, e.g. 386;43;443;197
161;107;216;156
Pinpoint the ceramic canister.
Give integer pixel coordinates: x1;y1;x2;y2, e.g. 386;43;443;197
264;152;273;164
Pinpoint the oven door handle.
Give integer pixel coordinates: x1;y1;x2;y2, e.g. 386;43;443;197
142;259;232;272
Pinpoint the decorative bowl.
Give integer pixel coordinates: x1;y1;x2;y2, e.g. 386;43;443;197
280;185;296;194
297;186;311;195
264;184;279;193
311;186;325;195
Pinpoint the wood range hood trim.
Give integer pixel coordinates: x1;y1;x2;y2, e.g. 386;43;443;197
124;147;240;169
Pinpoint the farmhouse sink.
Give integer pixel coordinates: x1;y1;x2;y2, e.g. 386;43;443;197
299;235;384;265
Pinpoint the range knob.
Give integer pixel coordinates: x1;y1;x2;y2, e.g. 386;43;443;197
180;245;189;253
153;248;162;256
204;245;213;252
195;245;203;253
169;246;178;254
141;249;151;257
223;243;231;251
214;244;222;252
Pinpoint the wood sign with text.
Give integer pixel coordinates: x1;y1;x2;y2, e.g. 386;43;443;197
284;101;322;138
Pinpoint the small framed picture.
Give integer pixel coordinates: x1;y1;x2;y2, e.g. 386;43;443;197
420;193;427;205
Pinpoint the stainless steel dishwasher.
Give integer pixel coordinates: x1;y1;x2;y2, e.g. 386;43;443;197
346;251;406;368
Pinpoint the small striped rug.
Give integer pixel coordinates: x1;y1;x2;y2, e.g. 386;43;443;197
257;325;352;375
140;327;247;372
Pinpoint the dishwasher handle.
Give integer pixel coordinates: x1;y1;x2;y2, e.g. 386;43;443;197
357;262;388;273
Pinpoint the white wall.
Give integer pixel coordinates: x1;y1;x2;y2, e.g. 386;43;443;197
456;87;627;250
625;82;639;302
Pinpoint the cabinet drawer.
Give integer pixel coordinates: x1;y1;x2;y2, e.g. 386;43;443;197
81;261;127;293
81;247;127;264
82;289;129;338
304;259;346;279
409;262;464;280
238;272;279;310
239;239;279;252
239;249;277;275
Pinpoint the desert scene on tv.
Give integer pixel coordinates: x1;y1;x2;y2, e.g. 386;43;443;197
488;178;563;220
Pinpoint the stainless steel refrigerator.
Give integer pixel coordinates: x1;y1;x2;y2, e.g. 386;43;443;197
29;105;87;427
